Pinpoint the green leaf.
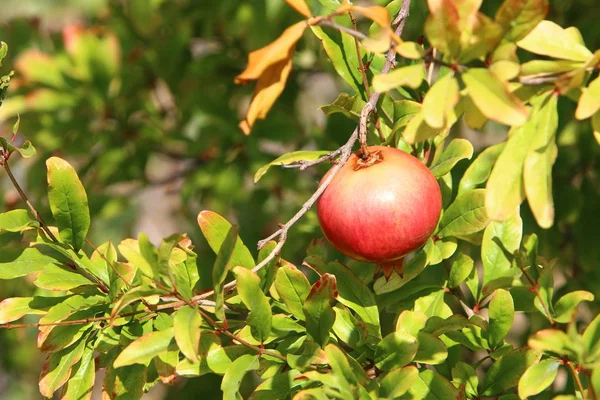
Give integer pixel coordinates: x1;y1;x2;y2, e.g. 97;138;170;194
320;93;366;121
422;74;459;129
458;143;506;195
324;343;361;386
408;369;459;400
452;362;479;398
482;214;523;286
46;157;90;251
172;246;200;302
197;210;255;270
0;41;7;63
372;63;425;93
102;364;146;400
481;348;542;395
117;238;154;278
379;366;418;398
396;310;428;336
173;306;202;362
254;150;331;183
251;370;301;399
257;240;279;293
332;305;368;348
553;291;594;323
438;189;489;238
518;358;559;398
448;252;474;288
110;285;164;320
233;266;272;343
583;314;600;363
414;332;448;364
305;258;380;337
430;138;474;178
487;289;515;348
114;329;175;368
375;332;418;371
212;225;239;321
485;121;535;221
60;342;95;400
576;76;600;120
303;273;337;347
415;290;453;319
40;320;93;353
34;264;94;291
221;354;260;400
517;20;592;61
374;239;433;294
402;111;445;144
495;0;549;41
39;338;87;398
0;247;57;279
0;296;66;324
524;93;558;228
275;263;311;320
0;209;37;232
463;68;528;126
310;26;365;96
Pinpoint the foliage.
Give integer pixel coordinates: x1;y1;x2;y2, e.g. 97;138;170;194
0;0;599;399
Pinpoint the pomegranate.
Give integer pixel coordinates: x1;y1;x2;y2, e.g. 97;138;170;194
316;146;442;278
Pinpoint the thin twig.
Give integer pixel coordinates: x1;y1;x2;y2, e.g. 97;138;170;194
1;155;58;242
566;361;586;398
311;18;369;41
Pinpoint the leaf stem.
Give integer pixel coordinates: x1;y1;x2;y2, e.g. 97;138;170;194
566;360;586;398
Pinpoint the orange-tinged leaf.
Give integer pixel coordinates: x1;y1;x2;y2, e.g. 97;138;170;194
575;76;600;120
234;21;306;84
463;68;528;126
425;0;461;58
337;3;390;28
517;20;592;62
284;0;312;18
422;74;459;129
239;58;293;135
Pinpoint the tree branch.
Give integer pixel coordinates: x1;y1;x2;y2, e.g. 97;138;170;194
310;18;369;41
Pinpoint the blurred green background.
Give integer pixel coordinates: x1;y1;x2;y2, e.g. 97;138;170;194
0;0;599;398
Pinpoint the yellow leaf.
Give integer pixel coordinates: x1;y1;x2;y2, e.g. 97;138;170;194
284;0;312;18
372;63;425;93
463;68;528;126
517;20;592;62
402;112;444;144
235;21;306;84
338;3;390;28
575;76;600;120
422;74;459;129
362;29;391;54
592;111;600;145
490;60;520;81
394;42;425;60
239;59;293;135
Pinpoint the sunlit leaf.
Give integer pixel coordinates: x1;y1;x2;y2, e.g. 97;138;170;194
275;263;311;320
212;225;239;321
575;76;600;120
518;358;559;398
46;157;90;251
174;306;203;362
372;63;425;93
284;0;312;17
408;369;458;399
254;150;330;183
482;348;542;395
379;366;418;398
61;343;95;400
517;20;592;61
487;289;515;348
463;68;528;127
114;329;175;368
553;291;594;323
438;189;489;238
429;138;473;178
375;331;418;371
221;354;260;400
233;266;272;343
39;339;87;398
495;0;549;41
482;214;522;286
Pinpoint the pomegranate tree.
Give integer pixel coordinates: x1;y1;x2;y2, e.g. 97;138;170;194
317;146;442;278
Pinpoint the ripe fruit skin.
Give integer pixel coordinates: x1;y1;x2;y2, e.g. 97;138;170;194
316;146;442;276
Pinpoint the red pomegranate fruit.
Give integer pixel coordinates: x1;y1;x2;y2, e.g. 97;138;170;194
316;146;442;278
